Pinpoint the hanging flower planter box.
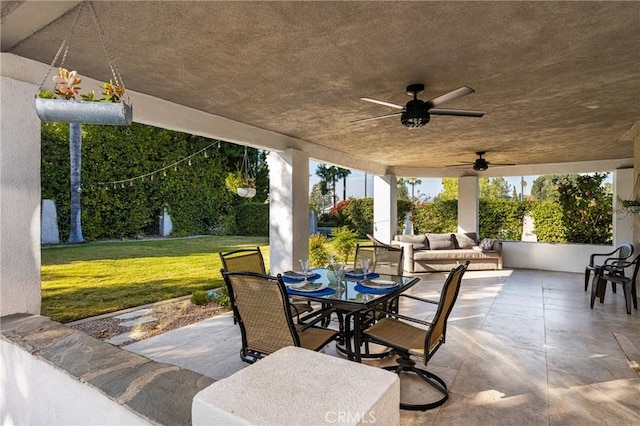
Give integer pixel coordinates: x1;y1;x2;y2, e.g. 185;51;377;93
35;98;133;125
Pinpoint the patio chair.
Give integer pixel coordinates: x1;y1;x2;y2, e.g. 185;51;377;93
219;247;266;274
222;271;339;363
219;247;313;320
361;261;469;410
355;243;404;276
584;244;634;292
590;252;640;315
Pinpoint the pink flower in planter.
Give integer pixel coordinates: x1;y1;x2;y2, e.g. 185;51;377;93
53;67;82;100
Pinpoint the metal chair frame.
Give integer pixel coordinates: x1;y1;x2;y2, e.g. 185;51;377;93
361;261;469;410
222;271;340;363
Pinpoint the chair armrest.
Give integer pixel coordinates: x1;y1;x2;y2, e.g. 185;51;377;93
589;247;620;265
399;293;438;305
297;307;340;333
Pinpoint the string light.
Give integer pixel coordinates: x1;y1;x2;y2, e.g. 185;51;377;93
95;140;221;189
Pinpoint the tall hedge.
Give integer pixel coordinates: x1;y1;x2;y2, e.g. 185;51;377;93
235;202;269;236
479;199;528;240
41;122;261;240
411;200;457;234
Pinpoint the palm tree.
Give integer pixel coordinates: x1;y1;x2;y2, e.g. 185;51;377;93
315;164;339;208
407;177;422;202
336;167;351;201
68;123;85;243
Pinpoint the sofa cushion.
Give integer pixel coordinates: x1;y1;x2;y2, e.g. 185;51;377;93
395;234;428;250
479;238;497;250
413;249;500;261
425;233;455;250
454;232;478;249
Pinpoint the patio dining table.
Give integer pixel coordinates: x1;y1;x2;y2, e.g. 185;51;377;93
281;268;419;362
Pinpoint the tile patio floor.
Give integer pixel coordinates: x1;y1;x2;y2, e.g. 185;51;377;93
125;269;640;425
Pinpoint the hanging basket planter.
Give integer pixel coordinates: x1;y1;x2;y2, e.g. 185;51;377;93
35;1;132;126
237;187;257;198
35;98;132;125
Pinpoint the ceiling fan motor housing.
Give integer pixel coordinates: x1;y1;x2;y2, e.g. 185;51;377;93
401;100;430;128
473;159;489;171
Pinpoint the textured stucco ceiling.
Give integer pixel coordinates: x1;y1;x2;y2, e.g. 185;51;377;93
2;1;639;174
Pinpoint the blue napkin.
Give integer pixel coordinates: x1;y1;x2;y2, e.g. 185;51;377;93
345;272;380;280
354;283;397;294
282;273;321;283
286;287;336;297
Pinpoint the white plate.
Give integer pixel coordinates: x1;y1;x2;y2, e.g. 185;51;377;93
287;283;327;292
361;279;398;289
283;271;316;279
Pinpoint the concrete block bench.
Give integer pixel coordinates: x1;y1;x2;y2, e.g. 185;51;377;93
192;346;400;425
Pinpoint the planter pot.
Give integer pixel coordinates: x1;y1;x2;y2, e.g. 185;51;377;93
237;187;256;198
35;98;133;125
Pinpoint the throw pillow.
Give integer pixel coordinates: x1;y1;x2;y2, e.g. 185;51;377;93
454;232;478;249
479;238;496;250
425;233;455;250
395;234;428;250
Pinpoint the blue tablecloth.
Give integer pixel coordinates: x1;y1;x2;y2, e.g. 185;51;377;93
354;283;398;294
286;286;336;297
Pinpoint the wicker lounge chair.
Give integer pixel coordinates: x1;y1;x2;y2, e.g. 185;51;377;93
222;271;339;363
362;261;469;410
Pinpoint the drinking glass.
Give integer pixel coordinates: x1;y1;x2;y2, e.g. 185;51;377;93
332;263;345;284
299;258;310;283
360;258;371;277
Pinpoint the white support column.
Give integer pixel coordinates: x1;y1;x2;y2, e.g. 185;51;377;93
267;149;309;273
0;76;42;315
458;176;479;234
373;174;397;244
613;168;634;247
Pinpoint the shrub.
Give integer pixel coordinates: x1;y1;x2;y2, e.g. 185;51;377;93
235;202;269;236
479;199;528;240
210;286;231;308
530;200;566;242
342;198;373;237
331;226;359;263
411;200;457;234
190;290;210;305
309;233;329;267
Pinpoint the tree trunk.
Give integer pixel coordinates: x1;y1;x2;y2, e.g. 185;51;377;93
343;176;347;201
68;123;85;244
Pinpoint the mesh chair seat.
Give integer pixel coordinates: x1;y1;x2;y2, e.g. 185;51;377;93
363;317;426;357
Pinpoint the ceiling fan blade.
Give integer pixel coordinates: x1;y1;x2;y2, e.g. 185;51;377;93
426;86;475;108
488;162;517;166
429;108;485;117
360;98;404;110
445;162;475;168
350;112;402;124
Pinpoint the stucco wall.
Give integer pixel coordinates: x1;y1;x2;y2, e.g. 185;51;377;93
503;242;612;273
0;76;41;316
0;338;150;425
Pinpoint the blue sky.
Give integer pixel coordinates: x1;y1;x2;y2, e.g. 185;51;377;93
309;160;539;201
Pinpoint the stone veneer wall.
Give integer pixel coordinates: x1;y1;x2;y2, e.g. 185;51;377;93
0;314;214;425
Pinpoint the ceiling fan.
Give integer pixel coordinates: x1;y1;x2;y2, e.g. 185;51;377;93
447;152;516;171
351;83;485;128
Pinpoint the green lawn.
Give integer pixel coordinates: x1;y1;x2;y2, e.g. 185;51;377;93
41;236;269;323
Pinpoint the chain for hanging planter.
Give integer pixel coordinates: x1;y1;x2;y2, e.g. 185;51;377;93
35;1;132;126
237;147;257;198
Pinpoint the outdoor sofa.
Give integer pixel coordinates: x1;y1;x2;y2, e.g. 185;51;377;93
391;232;502;273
